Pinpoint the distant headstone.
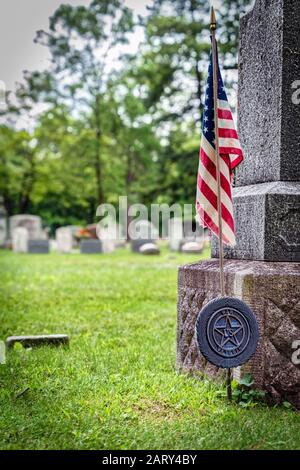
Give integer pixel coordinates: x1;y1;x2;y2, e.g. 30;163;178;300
181;241;203;254
9;214;42;240
96;224;117;253
169;218;204;252
169;218;183;252
139;243;160;255
80;239;102;254
12;227;28;253
56;227;73;253
131;238;153;253
66;225;82;248
130;220;159;252
28;240;49;254
0;205;7;247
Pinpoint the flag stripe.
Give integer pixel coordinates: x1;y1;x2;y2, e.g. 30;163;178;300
218;128;238;139
218;118;236;130
198;178;235;232
218;109;232;120
196;205;235;245
199;149;232;201
196;200;234;245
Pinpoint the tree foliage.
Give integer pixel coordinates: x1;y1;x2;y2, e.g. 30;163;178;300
0;0;252;231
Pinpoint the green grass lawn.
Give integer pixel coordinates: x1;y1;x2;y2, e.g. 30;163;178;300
0;246;299;450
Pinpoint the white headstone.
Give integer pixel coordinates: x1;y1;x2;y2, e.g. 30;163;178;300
56;227;73;253
12;227;28;253
9;214;42;240
0;215;6;246
169;218;184;251
65;225;82;247
181;241;203;254
139;243;160;255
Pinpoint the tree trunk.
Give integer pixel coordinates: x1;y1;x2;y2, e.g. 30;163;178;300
94;95;104;207
19;152;36;213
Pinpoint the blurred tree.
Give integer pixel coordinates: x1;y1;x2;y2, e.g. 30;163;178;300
135;0;252;124
0;1;252;229
130;0;252;207
32;0;134;206
0;126;37;216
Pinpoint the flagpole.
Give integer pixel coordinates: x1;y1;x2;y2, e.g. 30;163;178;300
210;6;232;401
210;7;225;297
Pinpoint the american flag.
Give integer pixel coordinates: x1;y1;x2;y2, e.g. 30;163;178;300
196;46;243;246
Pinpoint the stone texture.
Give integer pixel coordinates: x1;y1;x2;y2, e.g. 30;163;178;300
236;0;300;186
177;259;300;408
6;334;69;349
28;239;49;254
212;182;300;261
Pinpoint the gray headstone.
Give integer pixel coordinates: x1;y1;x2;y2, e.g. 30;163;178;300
212;0;300;262
28;240;49;254
236;0;300;186
80;239;102;254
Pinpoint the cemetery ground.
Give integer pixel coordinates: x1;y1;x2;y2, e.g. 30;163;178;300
0;247;300;451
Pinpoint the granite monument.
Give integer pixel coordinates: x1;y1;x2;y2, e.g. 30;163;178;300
177;0;300;408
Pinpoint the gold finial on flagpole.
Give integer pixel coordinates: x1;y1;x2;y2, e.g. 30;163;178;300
210;6;217;31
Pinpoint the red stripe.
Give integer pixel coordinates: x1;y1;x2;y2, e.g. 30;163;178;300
199;148;232;200
198;178;235;232
196;203;231;245
218;128;238;139
219;146;243;157
231;154;243;170
218;109;232;120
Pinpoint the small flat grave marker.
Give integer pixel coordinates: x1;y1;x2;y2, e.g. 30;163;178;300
6;334;69;349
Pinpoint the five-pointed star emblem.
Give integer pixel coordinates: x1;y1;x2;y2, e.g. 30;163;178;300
214;313;243;348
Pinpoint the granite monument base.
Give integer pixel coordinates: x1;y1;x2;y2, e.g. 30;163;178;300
177;259;300;408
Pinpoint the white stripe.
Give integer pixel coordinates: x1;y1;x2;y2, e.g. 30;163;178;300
218;99;231;111
196;193;235;245
197;160;233;214
201;137;232;176
218;118;235;130
219;137;242;150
